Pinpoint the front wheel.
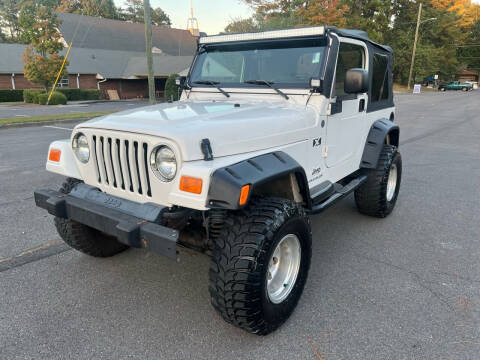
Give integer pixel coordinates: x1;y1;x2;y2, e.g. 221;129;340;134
439;87;446;91
355;145;402;218
462;87;468;92
54;178;129;257
209;197;312;335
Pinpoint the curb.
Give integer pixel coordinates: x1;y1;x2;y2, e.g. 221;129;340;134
0;117;90;130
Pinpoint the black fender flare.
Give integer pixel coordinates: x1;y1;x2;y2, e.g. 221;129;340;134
360;119;399;169
206;151;310;210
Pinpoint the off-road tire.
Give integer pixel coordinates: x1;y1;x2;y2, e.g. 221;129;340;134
355;145;402;218
209;197;312;335
54;178;129;257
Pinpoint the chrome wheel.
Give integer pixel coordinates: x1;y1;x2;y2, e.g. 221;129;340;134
267;234;301;304
386;163;398;202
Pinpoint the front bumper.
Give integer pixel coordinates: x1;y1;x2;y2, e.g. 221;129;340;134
34;184;179;259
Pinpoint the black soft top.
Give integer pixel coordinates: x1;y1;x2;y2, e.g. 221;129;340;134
326;26;392;53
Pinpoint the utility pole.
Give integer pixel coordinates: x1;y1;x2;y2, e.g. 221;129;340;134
408;2;422;90
143;0;155;104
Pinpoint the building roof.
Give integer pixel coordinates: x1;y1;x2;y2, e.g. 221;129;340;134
0;43;193;78
123;55;193;78
58;12;197;56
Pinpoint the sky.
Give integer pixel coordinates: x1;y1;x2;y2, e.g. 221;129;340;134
115;0;480;35
114;0;254;35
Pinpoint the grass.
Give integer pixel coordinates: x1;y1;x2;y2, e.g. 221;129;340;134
0;101;25;105
0;110;117;126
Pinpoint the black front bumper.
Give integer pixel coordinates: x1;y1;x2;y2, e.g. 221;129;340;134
34;185;179;259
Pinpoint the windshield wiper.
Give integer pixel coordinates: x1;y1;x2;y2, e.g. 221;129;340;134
244;80;289;100
193;80;230;98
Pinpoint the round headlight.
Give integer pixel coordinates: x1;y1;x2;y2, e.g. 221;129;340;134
72;133;90;163
150;145;177;181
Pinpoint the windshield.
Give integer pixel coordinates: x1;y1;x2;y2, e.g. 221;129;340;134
189;38;327;89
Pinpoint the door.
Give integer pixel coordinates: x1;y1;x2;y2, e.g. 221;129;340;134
325;40;367;169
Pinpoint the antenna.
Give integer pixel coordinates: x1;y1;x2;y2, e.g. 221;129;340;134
187;0;199;36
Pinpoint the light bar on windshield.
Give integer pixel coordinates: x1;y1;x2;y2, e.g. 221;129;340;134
199;26;325;44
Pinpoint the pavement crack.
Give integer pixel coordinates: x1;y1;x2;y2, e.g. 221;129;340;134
0;241;71;273
351;252;454;311
435;271;480;285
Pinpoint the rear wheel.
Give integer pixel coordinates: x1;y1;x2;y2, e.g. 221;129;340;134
209;197;312;335
54;178;129;257
440;87;446;91
462;87;468;92
355;145;402;218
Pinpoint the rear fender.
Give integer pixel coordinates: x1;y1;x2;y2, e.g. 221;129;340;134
360;119;399;169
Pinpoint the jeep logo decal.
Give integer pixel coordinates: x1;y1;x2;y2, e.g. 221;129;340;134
313;138;321;147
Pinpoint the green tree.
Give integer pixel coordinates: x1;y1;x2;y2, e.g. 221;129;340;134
341;0;393;43
57;0;119;19
0;0;26;43
389;0;464;83
224;18;259;33
164;73;180;101
297;0;349;28
56;0;81;13
151;7;171;26
80;0;117;18
19;1;67;91
457;19;480;71
120;0;171;26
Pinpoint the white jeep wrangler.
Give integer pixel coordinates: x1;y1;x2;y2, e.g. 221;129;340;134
35;26;401;335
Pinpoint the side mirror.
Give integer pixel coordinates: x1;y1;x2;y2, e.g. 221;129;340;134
344;68;368;94
175;76;187;88
310;78;322;90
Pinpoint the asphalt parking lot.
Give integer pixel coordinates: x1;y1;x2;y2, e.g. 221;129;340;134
0;100;148;118
1;91;479;359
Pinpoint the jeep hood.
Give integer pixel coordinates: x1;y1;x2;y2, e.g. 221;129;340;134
79;100;316;161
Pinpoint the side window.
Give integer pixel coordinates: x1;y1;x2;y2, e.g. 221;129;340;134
371;53;389;102
334;43;364;97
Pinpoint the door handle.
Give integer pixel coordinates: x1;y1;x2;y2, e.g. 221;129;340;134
359;99;365;112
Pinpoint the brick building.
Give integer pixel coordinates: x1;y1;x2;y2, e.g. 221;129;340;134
0;13;196;99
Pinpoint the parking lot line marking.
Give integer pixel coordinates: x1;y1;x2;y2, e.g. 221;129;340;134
43;125;74;131
0;240;71;273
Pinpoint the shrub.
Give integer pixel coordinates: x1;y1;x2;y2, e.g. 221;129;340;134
164;73;180;101
0;89;24;102
56;88;100;101
37;91;67;105
23;89;46;103
81;89;101;100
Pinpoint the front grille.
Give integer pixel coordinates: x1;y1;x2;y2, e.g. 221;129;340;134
92;135;152;197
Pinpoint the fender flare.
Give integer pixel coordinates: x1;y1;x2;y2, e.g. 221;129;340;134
206;151;310;210
360;119;399;169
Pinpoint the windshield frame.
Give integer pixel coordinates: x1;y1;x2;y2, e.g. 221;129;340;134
187;36;328;90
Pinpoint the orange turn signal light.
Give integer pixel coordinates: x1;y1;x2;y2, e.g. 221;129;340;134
48;148;61;162
179;176;203;194
239;184;250;206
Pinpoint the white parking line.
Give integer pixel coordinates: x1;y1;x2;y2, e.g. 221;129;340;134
43;125;73;131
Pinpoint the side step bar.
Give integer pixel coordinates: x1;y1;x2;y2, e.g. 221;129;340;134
309;175;367;214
